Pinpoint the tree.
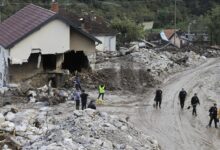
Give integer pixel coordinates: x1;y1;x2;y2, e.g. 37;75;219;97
111;17;144;46
205;5;220;44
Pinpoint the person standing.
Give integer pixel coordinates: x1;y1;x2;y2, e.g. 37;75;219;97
191;93;200;116
74;89;81;110
74;74;81;90
208;103;218;128
80;89;88;110
154;87;163;109
179;88;187;109
97;84;105;100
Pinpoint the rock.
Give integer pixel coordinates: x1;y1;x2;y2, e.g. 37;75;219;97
15;122;28;132
5;112;15;121
0;121;15;132
113;120;123;128
102;140;113;150
100;112;108;120
29;97;36;103
0;113;5;124
121;125;128;131
84;108;96;116
73;110;83;117
11;107;19;113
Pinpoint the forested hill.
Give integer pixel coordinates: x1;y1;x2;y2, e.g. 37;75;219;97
0;0;219;27
0;0;220;44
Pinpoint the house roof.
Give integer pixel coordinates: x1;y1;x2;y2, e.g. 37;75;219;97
59;10;117;36
0;4;101;49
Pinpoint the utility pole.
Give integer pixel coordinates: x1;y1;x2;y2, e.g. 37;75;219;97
174;0;176;45
0;0;5;23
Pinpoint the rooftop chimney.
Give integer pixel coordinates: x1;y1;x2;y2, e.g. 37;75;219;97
51;0;59;13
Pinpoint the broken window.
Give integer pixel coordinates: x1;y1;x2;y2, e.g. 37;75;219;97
62;51;89;73
42;54;56;71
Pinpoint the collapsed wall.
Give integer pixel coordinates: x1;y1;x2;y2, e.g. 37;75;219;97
0;46;8;88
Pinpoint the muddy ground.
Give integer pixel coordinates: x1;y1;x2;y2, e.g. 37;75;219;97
98;58;220;150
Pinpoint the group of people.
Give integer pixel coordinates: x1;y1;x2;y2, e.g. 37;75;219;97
72;74;106;110
72;75;96;110
154;87;220;128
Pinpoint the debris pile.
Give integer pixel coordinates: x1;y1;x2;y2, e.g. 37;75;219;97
94;48;206;91
0;103;160;150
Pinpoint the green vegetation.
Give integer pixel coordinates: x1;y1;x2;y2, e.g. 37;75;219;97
0;0;219;44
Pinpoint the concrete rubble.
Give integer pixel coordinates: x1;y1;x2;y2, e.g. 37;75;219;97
94;47;207;91
0;102;160;150
0;45;214;149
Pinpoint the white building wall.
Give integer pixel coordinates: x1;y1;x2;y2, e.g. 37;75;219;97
96;36;116;51
9;19;70;64
0;46;8;87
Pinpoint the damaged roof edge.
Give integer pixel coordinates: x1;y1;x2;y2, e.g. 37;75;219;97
5;14;101;49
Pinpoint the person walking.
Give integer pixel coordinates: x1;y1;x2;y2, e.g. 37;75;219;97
97;84;105;100
74;74;81;90
74;89;81;110
80;89;88;110
208;103;218;128
154;87;163;109
191;93;200;116
179;88;187;109
88;100;96;110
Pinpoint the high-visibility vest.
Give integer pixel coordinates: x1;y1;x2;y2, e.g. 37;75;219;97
99;85;105;93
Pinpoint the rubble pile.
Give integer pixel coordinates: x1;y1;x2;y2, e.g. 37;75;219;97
161;45;220;58
0;104;160;150
94;48;206;91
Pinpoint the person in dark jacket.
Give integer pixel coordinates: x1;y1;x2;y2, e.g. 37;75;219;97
191;93;200;116
154;87;163;109
88;100;96;110
179;88;187;109
74;89;81;110
80;89;88;110
208;103;218;128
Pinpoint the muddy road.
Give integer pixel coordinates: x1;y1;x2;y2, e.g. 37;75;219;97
99;58;220;150
134;58;220;150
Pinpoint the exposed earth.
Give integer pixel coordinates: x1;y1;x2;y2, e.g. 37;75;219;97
99;58;220;150
1;48;220;149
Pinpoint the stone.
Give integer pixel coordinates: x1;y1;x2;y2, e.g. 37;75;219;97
121;125;128;131
15;121;28;132
0;113;5;124
85;108;96;116
11;107;19;113
5;112;15;121
113;120;123;128
102;140;113;150
73;110;83;117
99;112;108;120
0;121;15;132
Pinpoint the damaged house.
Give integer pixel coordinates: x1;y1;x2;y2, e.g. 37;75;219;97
59;10;117;51
0;4;101;85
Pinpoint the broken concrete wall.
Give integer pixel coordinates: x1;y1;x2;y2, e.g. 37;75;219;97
9;53;43;83
70;30;96;69
0;46;8;88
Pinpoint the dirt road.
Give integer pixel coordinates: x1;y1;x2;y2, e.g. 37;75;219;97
134;58;220;150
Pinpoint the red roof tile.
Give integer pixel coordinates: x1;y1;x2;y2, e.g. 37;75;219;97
0;4;56;48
